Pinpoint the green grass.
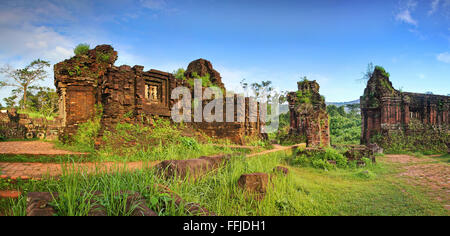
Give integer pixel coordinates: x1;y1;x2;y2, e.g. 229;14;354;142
0;154;96;163
2;150;446;216
52;118;252;162
427;153;450;164
0;138;40;142
17;110;57;120
95;143;249;162
0;143;249;163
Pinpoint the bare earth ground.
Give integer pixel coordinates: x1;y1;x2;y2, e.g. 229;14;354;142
0;141;86;155
381;154;450;211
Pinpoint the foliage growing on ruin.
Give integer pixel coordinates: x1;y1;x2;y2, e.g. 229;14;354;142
374;66;390;78
187;72;213;87
74;43;90;56
96;51;112;63
296;90;312;104
70;104;103;152
96;117;237;161
370;120;449;154
379;77;395;94
173;68;186;80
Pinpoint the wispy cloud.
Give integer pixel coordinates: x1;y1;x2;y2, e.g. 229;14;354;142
395;0;418;26
428;0;441;15
437;52;450;63
140;0;167;10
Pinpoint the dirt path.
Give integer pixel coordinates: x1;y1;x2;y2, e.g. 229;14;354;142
0;161;160;179
0;142;305;179
382;154;450;211
246;144;304;158
0;141;87;156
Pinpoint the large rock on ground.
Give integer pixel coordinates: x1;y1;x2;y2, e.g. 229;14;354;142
273;166;289;176
125;192;158;216
367;143;383;154
237;173;268;194
152;184;215;216
26;192;58;216
156;154;230;179
344;146;376;164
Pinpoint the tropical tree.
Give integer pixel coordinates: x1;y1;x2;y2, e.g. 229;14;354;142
0;59;50;110
2;94;18;109
360;62;374;82
31;87;59;117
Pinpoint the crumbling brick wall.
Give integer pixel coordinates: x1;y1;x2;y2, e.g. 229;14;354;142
287;80;330;147
0;109;62;140
360;67;449;151
54;45;264;143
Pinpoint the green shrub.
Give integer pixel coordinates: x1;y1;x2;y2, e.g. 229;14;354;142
71;105;102;151
179;137;200;151
290;148;349;170
96;52;111;63
296;90;312;104
74;43;90;56
374;65;390;78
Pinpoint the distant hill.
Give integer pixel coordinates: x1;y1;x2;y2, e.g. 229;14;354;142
326;99;360;107
326;99;360;113
276;100;360;114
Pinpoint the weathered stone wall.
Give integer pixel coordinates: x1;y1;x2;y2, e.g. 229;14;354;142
287;80;330;147
360;67;449;150
0;109;62;140
54;45;264;143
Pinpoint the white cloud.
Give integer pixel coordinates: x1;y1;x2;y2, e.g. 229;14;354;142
437;52;450;63
140;0;167;10
0;24;75;65
428;0;441;15
396;9;418;26
395;0;418;26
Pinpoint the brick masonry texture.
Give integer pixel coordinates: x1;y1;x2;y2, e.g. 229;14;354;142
360;67;449;146
54;45;264;144
287;80;330;147
0;108;62;140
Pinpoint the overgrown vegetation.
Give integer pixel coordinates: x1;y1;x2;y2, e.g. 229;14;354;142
58;105;103;152
97;118;241;162
1;150;447;216
74;43;90;56
374;65;390;78
371;121;449;155
55;114;247;162
327;104;361;145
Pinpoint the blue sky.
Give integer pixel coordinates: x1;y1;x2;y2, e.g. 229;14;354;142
0;0;449;103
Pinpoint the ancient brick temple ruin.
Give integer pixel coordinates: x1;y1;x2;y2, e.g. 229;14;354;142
53;45;263;143
360;66;449;148
287;80;330;147
0;108;61;140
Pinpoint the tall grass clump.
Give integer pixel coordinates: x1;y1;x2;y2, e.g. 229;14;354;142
289;147;350;170
2;165;186;216
97;117;238;162
68;105;102;152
